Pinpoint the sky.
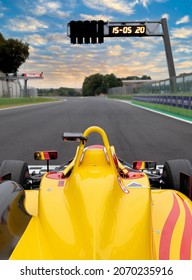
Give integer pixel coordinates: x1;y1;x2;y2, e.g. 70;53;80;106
0;0;191;88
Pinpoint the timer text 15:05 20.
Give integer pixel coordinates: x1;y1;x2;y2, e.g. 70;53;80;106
110;25;146;36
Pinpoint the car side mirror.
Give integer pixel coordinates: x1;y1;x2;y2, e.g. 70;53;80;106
133;161;156;170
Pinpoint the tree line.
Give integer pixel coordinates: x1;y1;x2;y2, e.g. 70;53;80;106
38;73;151;97
82;73;122;96
82;73;151;96
38;87;81;96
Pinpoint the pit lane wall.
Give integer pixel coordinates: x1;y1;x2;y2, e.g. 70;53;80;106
0;72;22;98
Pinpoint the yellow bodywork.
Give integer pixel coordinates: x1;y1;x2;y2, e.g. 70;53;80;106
9;126;192;260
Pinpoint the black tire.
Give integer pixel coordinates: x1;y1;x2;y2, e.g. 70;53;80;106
0;160;29;188
162;159;192;193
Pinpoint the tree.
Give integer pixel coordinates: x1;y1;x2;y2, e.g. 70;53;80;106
0;33;5;44
121;75;151;80
0;33;29;74
82;73;104;96
141;75;151;80
102;73;122;93
82;73;123;96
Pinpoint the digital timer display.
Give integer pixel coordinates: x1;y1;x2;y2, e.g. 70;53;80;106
109;25;146;36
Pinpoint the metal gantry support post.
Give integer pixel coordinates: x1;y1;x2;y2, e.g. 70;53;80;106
161;18;176;93
24;79;28;96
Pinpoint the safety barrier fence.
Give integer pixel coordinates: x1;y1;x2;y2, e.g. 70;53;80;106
108;73;192;96
133;95;192;110
136;74;192;94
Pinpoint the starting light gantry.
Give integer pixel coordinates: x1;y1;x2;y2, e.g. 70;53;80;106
67;18;176;83
67;20;163;44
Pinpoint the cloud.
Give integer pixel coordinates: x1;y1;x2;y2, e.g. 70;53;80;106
171;27;192;38
26;34;48;46
0;1;7;17
175;47;192;54
81;1;159;16
21;0;70;18
8;16;48;32
140;0;150;8
161;13;169;20
175;61;192;69
82;0;135;15
47;33;69;45
130;37;162;50
33;0;70;17
155;0;168;2
176;15;190;25
80;14;113;22
48;45;64;54
173;40;192;54
107;45;124;56
32;5;46;16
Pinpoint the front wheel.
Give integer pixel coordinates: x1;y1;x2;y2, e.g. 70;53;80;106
162;159;192;197
0;160;29;189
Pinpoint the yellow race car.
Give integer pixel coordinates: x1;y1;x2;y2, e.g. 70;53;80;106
0;126;192;260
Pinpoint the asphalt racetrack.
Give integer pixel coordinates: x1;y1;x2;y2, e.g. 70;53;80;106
0;97;191;166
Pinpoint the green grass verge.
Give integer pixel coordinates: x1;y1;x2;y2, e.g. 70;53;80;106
0;97;59;108
132;100;192;119
108;95;132;100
